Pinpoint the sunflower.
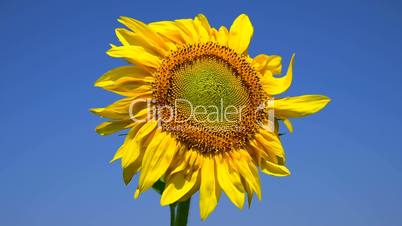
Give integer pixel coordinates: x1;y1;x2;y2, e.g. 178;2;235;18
91;14;329;220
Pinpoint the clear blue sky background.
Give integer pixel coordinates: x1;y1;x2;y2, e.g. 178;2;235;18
1;0;402;225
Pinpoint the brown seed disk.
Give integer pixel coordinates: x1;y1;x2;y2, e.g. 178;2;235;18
153;42;265;153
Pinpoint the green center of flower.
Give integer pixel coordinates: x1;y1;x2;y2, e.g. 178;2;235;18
172;57;249;128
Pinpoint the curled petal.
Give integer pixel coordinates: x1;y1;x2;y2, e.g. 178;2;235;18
260;54;294;95
252;54;282;75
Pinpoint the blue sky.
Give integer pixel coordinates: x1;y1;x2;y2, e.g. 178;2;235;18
1;0;402;225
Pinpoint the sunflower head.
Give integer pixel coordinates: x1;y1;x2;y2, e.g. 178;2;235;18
91;13;330;220
154;42;266;154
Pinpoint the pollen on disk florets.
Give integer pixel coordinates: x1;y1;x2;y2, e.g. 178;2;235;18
153;42;265;153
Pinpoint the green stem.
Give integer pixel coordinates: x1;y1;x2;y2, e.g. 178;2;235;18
174;198;191;226
169;204;176;226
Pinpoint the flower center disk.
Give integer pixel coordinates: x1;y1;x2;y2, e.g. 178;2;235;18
153;42;264;153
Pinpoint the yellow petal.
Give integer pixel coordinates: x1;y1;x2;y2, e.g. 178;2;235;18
148;21;186;44
194;14;211;43
161;169;200;205
228;14;253;54
275;119;280;135
215;154;245;209
121;125;154;185
187;149;201;170
241;176;254;208
175;19;199;44
168;145;190;175
110;122;145;163
273;95;330;118
246;138;267;165
252;54;282;75
137;133;179;196
235;150;262;200
115;28;135;46
199;155;221;220
261;160;291;177
283;118;294;133
177;173;201;202
216;26;229;46
118;16;171;56
91;97;134;120
98;81;152;97
260;54;294;95
90;96;151;120
255;129;286;158
96;66;152;89
95;66;152;87
107;45;161;69
210;28;218;42
95;120;132;136
115;28;144;47
116;28;176;55
121;120;158;167
135;132;166;193
122;158;142;185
